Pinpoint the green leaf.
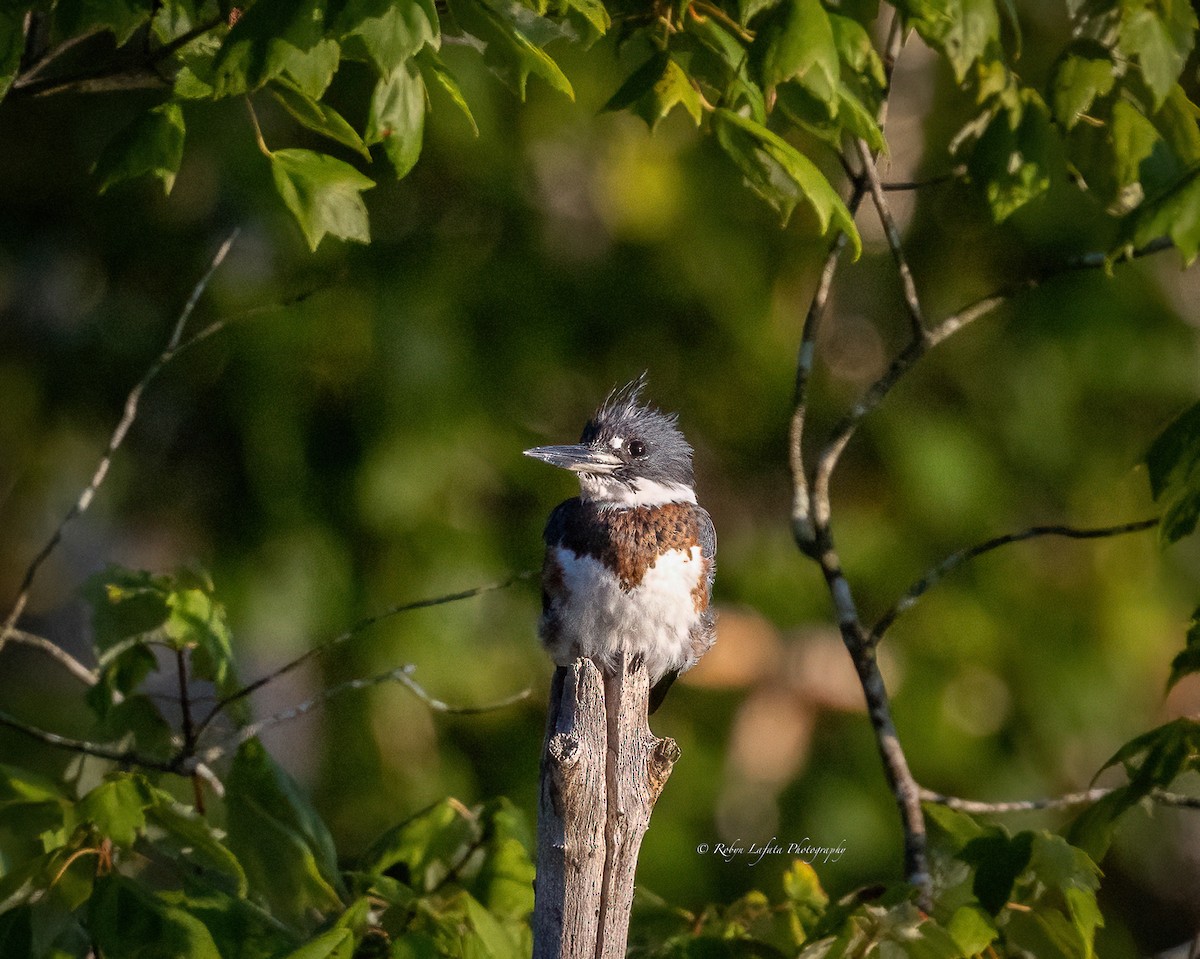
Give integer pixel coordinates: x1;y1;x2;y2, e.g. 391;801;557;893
781;860;828;932
777;79;884;152
1027;833;1102;958
959;829;1033;914
1120;0;1197;109
417;49;479;136
93;101;186;195
271;80;371;160
466;798;535;921
945;904;997;955
923;802;987;850
1145;400;1200;539
684;8;767;123
1048;39;1115;129
360;798;476;891
605;52;702;130
0;8;23;102
212;0;330;97
1167;607;1200;691
280;927;354;959
268;148;376;251
335;0;440;74
366;59;426;179
73;774;154;849
145;790;250;897
445;0;573;101
225;739;347;925
54;0;154;46
556;0;610;41
749;0;838;103
962;89;1053;221
90;874;222;959
1121;164;1200;267
894;0;1001;83
712;108;861;255
829;13;885;91
0;763;67;807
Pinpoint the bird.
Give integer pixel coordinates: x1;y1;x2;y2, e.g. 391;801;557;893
524;377;716;712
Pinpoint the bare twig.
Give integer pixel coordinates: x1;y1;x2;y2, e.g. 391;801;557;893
197;664;530;766
193;573;533;738
0;231;239;658
788;11;934;903
872;518;1159;642
881;172;959;191
855;137;926;340
5;629;97;686
0;708;179;773
920;786;1200;813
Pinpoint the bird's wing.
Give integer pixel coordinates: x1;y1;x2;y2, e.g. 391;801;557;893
695;505;717;600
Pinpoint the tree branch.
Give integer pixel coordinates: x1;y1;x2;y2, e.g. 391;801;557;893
871;518;1159;642
0;708;179;774
196;664;530;767
855;137;926;340
0;230;239;659
5;629;97;686
920;785;1200;814
193;572;532;738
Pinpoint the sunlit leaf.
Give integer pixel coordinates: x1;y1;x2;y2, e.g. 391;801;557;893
749;0;838;104
212;0;330;97
1048;39;1115;129
359;798;476;892
445;0;573;101
893;0;1001;82
712;108;861;254
335;0;440;74
962;89;1052;221
684;8;767;123
466;798;535;921
1119;0;1197;109
366;59;426;178
268;148;375;251
606;52;702;129
73;775;154;849
272;79;370;160
418;49;479;136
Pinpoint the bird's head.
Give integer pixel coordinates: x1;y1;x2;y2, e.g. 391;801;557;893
524;377;696;507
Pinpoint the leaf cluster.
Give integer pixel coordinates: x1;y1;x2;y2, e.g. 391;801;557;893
6;0;1200;260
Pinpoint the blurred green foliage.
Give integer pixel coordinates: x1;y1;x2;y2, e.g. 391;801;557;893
1;0;1200;954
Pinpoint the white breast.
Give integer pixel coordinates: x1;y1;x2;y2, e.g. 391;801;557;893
544;545;704;683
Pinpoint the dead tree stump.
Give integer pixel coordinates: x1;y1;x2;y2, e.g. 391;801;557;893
532;655;680;959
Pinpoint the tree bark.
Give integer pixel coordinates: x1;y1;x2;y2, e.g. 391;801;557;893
533;655;679;959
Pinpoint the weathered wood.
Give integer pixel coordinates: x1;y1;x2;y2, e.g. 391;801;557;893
533;655;679;959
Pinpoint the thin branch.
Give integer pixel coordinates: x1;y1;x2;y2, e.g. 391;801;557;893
872;518;1159;642
881;172;958;191
193;573;533;738
0;708;179;774
855;137;927;340
0;231;239;658
196;664;531;766
6;630;97;686
10;18;223;99
920;785;1200;813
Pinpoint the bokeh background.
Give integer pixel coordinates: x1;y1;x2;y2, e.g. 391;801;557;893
2;5;1200;953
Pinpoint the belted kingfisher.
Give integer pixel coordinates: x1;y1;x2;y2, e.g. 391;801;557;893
525;378;716;712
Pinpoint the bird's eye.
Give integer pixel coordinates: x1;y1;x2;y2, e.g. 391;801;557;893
628;440;646;457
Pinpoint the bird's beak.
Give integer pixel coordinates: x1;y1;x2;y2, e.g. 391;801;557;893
524;444;622;474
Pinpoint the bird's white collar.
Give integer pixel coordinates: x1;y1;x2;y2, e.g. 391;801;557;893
580;475;696;507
